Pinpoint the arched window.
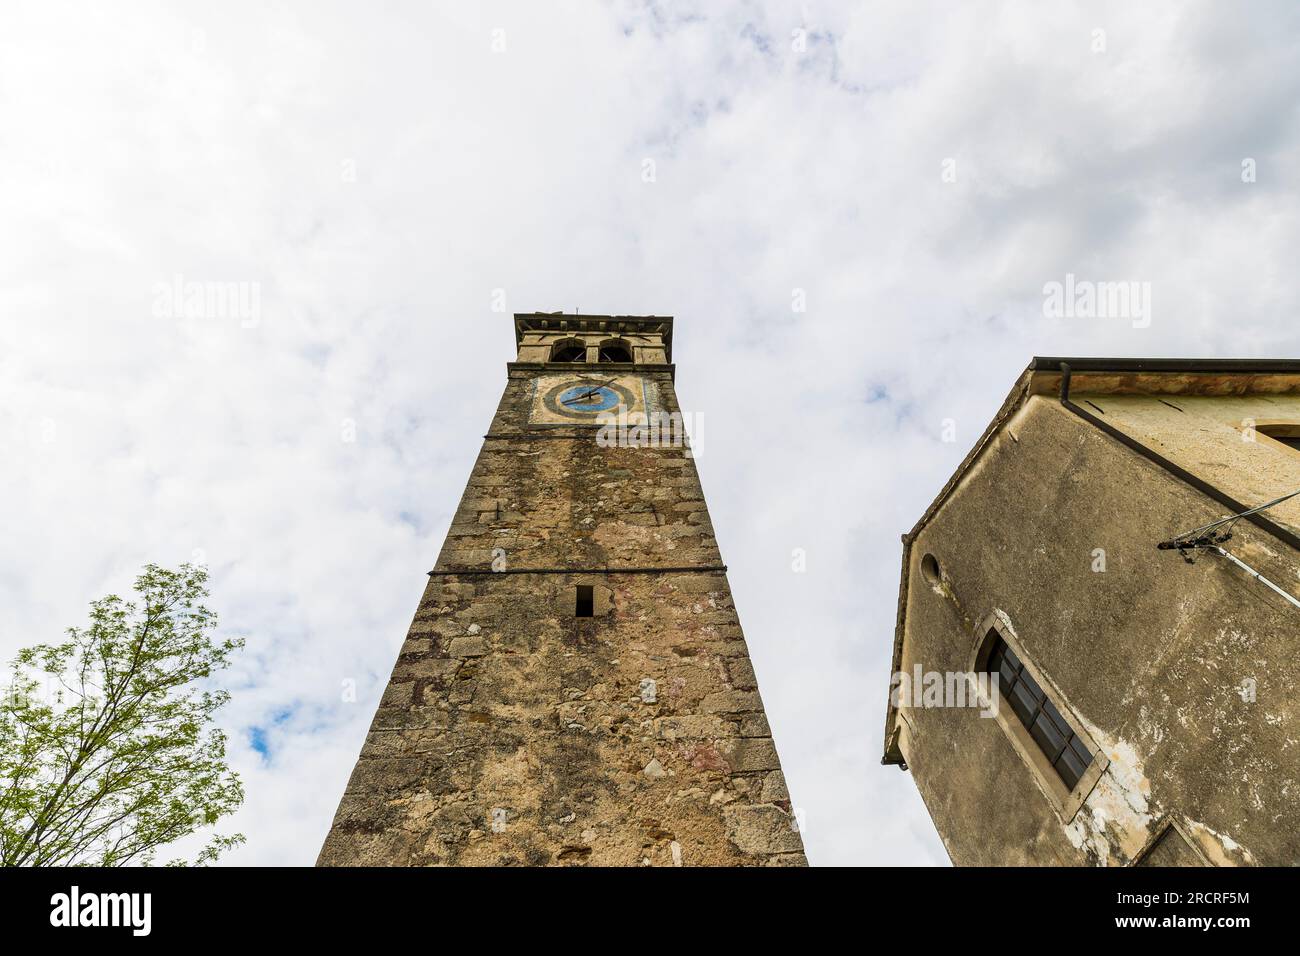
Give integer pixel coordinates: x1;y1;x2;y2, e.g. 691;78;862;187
598;339;633;363
550;338;586;363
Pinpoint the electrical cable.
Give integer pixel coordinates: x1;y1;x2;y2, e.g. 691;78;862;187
1158;486;1300;555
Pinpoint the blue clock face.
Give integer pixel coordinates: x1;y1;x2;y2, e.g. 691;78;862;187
540;377;638;420
556;385;620;412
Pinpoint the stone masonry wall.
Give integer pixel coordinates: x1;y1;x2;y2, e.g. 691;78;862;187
318;364;805;866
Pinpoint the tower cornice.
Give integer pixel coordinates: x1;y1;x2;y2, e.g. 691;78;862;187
513;312;674;363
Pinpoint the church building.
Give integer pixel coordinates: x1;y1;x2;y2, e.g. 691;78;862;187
884;357;1300;866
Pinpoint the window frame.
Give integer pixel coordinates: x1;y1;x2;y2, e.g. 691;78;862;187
1253;420;1300;457
596;338;633;363
574;584;595;617
968;611;1108;823
1133;816;1211;868
1130;817;1213;867
550;338;588;363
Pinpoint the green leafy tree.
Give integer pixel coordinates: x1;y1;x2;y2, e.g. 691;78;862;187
0;564;245;866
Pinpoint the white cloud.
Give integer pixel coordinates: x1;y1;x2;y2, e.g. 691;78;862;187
2;0;1298;865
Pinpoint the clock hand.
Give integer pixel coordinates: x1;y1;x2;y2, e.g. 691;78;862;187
579;378;617;399
561;378;617;405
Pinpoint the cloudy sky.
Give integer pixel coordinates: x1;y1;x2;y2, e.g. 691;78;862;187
3;0;1299;866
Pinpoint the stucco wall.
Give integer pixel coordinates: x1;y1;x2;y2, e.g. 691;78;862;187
899;395;1298;866
1072;391;1300;534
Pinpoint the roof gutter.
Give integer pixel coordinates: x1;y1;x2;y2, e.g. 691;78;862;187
1036;356;1300;374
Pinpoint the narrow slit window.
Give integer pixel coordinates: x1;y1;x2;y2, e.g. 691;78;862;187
575;585;594;617
986;634;1093;790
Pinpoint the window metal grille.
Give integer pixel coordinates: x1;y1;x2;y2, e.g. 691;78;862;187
987;635;1093;790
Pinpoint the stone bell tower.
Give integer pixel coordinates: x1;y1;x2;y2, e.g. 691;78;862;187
317;313;806;866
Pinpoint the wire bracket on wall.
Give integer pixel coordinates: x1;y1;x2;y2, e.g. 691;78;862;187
1158;487;1300;610
1158;487;1300;563
1158;528;1235;564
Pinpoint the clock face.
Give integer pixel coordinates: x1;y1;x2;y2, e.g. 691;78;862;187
529;374;654;424
554;383;622;413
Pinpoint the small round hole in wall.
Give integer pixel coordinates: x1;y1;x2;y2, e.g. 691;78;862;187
920;553;941;585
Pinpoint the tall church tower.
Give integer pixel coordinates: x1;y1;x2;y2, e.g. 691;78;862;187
318;313;806;866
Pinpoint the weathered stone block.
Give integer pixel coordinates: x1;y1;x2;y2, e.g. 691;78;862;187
380;681;414;708
392;658;461;682
449;636;488;658
760;770;790;803
720;737;781;772
344;757;428;794
723;805;804;855
701;690;762;714
655;715;730;740
727;658;757;690
739;713;771;737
